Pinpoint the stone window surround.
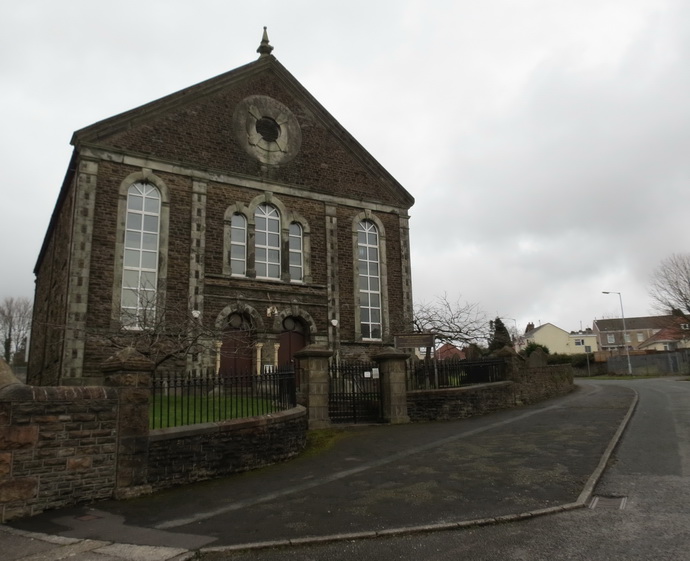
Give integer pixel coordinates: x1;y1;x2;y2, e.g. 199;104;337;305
111;170;170;327
223;192;311;284
352;210;389;342
120;183;161;327
229;213;247;276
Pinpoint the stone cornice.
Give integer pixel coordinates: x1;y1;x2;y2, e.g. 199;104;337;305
80;145;412;216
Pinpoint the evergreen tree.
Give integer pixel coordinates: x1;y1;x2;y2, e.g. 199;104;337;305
488;317;512;351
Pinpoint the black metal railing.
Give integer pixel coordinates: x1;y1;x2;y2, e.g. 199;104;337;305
150;366;296;429
407;358;507;391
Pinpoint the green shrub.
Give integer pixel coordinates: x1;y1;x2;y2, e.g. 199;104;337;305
521;342;550;357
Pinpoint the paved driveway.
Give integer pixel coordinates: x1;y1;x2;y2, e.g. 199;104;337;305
8;381;635;553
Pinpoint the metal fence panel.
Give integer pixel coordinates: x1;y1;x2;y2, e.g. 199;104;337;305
150;366;296;429
407;358;506;391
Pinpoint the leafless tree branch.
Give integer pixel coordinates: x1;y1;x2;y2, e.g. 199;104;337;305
412;293;489;347
649;253;690;315
0;296;32;364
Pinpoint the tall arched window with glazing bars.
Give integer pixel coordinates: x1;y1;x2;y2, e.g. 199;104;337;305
357;220;381;340
255;204;281;279
121;183;160;327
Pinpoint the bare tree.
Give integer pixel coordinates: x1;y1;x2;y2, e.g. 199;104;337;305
93;301;222;373
91;292;260;375
649;253;690;315
0;297;32;364
413;294;489;348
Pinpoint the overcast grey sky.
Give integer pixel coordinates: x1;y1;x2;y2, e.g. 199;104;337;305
2;0;689;334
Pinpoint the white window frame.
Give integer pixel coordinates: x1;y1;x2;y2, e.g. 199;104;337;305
288;222;303;282
358;220;382;340
255;204;281;279
607;334;615;344
230;213;247;276
121;183;160;328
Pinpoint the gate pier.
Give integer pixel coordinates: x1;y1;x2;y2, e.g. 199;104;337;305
374;347;410;424
294;345;333;430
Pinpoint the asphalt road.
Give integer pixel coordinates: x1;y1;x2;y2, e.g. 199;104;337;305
200;378;690;561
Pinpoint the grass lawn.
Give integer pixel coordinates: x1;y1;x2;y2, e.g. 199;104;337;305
150;394;280;429
577;374;689;380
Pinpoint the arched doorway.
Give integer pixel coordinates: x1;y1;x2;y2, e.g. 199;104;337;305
278;316;307;367
219;312;254;376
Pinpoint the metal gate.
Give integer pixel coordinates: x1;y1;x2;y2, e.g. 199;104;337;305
329;361;384;424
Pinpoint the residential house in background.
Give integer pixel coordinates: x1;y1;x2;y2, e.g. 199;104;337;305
28;30;415;386
435;342;466;360
637;324;690;351
593;315;679;352
521;322;597;355
568;329;598;354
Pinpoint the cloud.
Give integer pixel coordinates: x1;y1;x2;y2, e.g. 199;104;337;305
1;0;689;334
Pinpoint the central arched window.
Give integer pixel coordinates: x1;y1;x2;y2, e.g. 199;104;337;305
255;204;281;279
121;183;160;327
358;220;381;340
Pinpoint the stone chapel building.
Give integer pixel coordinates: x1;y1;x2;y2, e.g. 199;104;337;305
28;30;415;386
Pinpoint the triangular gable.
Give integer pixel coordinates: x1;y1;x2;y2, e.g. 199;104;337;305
72;54;415;209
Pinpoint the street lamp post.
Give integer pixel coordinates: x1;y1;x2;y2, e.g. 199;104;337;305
602;291;633;375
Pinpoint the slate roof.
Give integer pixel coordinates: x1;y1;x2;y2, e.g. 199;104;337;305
593;316;676;332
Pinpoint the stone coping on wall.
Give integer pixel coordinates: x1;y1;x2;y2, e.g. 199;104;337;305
0;384;119;402
148;405;307;441
407;381;514;396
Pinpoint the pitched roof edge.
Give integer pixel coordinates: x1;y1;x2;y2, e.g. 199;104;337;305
34;149;78;274
72;56;415;209
71;57;271;145
267;60;415;209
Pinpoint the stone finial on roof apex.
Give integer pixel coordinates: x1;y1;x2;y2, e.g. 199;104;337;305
257;26;274;58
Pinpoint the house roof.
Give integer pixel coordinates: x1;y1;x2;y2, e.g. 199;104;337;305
436;343;465;360
593;315;676;332
635;316;690;348
524;323;568;338
35;30;415;274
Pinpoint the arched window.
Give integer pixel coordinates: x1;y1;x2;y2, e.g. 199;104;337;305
230;214;247;276
289;222;303;282
121;183;160;327
255;204;280;279
357;220;381;340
